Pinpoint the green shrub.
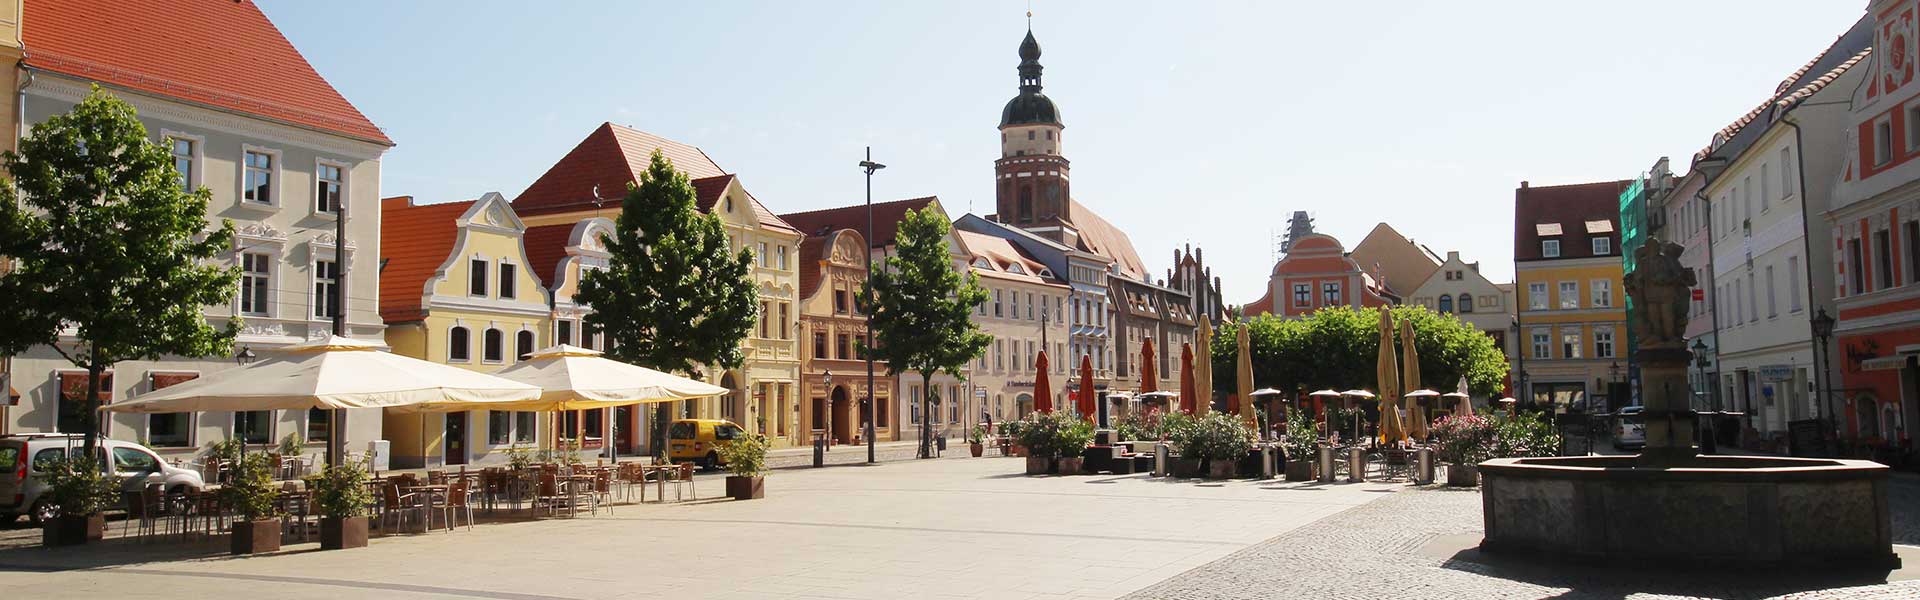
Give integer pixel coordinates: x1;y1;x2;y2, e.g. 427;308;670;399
276;431;305;458
221;453;282;521
718;433;769;477
34;454;118;517
1055;416;1094;458
966;424;986;444
1282;409;1318;461
203;438;245;464
304;455;372;519
1492;412;1561;458
504;445;533;470
1173;412;1254;462
1430;414;1496;464
1155;411;1197;442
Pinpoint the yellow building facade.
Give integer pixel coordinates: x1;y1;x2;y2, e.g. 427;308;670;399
379;193;554;468
1513;180;1633;413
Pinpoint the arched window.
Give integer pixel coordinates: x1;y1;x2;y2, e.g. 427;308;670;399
1459;294;1474;313
516;330;535;360
1437;295;1453;314
1017;187;1033;222
483;328;504;363
448;326;471;362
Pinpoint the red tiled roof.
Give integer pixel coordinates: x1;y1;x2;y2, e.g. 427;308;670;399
1512;180;1631;263
1775;49;1872;112
1066;200;1147;281
522;224;577;291
514;122;726;214
23;0;390;145
378;196;476;322
780;197;942;247
1242;288;1275;317
955;230;1061;286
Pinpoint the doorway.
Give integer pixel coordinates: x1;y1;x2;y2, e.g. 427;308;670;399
444;412;468;465
615;405;635;453
831;385;852;444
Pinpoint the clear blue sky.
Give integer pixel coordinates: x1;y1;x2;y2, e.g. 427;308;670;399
261;0;1866;304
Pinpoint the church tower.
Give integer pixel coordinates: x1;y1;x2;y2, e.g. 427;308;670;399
995;28;1072;234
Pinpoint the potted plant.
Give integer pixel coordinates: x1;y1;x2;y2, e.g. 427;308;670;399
966;425;986;457
305;455;372;550
1175;412;1254;479
718;433;769;500
1000;419;1030;457
1282;410;1318;482
1431;414;1495;487
1013;414;1056;474
276;431;306;460
505;445;533;470
1492;411;1562;459
36;455;117;547
222;453;284;554
1053;416;1094;475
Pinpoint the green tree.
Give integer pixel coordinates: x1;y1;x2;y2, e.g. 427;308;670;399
863;207;991;458
1218;306;1507;397
576;150;756;456
0;88;238;455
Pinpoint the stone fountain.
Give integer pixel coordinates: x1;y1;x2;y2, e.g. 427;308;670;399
1478;239;1899;570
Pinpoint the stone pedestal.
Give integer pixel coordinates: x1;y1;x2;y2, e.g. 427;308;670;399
1637;346;1698;464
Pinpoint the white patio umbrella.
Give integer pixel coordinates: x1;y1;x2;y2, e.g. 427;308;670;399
486;345;728;463
106;336;541;414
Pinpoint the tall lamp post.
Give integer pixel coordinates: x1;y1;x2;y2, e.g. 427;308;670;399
859;148;884;464
1692;338;1714;453
1811;308;1838;447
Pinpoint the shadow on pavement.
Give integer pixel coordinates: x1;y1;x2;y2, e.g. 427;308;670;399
1426;534;1915;599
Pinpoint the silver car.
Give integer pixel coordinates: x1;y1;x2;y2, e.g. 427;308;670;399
0;433;206;525
1612;406;1646;450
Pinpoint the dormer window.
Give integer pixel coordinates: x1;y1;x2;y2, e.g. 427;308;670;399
1542;240;1561;258
1007;263;1026;275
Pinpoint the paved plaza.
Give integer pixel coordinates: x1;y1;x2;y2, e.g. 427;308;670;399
2;457;1915;600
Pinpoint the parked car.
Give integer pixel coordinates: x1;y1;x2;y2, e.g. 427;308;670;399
1612;406;1646;450
666;419;747;470
0;433;206;525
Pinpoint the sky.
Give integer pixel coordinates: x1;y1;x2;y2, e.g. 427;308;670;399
260;0;1868;304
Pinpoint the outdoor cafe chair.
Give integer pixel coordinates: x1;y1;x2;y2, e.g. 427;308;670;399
669;462;696;502
380;483;426;533
443;481;475;531
533;471;571;518
591;470;614;514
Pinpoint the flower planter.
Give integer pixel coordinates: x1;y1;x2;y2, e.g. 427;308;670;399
230;519;282;555
1446;464;1479;487
1025;455;1052;475
969;442;984;458
320;516;368;550
1171;457;1203;479
725;475;766;500
41;514;105;547
1011;444;1028;457
1056;456;1084;475
1285;460;1313;482
1206;459;1236;480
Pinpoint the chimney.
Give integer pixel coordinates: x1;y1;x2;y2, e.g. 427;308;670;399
1521;181;1530;189
1446;250;1460;262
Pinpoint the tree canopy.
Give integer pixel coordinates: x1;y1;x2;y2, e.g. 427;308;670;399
863;206;991;457
1212;305;1507;397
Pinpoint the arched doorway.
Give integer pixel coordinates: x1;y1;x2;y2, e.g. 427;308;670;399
831;385;852;444
1016;393;1034;419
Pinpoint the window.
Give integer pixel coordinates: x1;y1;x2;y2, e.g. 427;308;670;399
779;302;791;339
835;287;849;314
1437;295;1453;313
1292;283;1311;307
1875;119;1893;166
1788;256;1803;312
1591;237;1610;255
316;163;343;214
243;150;273;204
313;259;339;319
776;245;788;269
1559;281;1579;309
306;407;330;442
813;332;828;359
1532;331;1551;359
1561;329;1582;359
1765;265;1778;318
1746;273;1758;323
1909;221;1920;284
516;330;535;360
1542;240;1561;258
1590;280;1610;308
995;339;1005;371
112;447;159;473
1322;282;1341;305
837;333;852;360
1594;329;1614;358
235;410;271;445
1528;283;1548;310
515;412;535;443
499;263;516;300
449;326;471;362
1732;279;1743;323
483;328;504;363
1026;293;1035;320
1761;162;1771;210
240;252;271;316
1459;294;1474;313
994;291;1004;317
1849;238;1867;295
469;259;488;296
147;373;196;447
1909;105;1920;153
557;320;574;346
759;300;771;338
1027;130;1035;140
170;138;194;192
1874;229;1894;289
488;411;511;445
1779;148;1794;196
758;242;768;267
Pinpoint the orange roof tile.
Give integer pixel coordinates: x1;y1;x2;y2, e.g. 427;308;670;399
955;230;1060;286
24;0;390;145
780;197;942;246
514;122;725;215
378;196;475;322
1066;200;1147;281
522;224;577;291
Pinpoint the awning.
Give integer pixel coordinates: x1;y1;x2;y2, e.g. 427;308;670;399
1535;223;1563;236
1584;220;1614;233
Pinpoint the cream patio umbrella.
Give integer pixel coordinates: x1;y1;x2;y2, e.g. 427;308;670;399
1400;318;1429;441
107;336;541;414
1375;307;1405;445
486;345;730;462
1235;323;1256;429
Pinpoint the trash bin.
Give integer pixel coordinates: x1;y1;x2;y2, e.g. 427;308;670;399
1414;447;1434;485
812;435;826;468
1317;444;1336;483
1347;446;1367;483
1154;442;1170;477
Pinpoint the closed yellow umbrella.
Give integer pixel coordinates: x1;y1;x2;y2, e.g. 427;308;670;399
1376;307;1404;444
1236;323;1256;428
1400;318;1428;440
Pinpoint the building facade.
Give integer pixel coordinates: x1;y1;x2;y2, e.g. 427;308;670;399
1407;250;1515;401
512;123;806;448
1645;158;1719;409
1829;0;1920;452
2;1;393;462
953;230;1072;422
789;228;898;446
1242;233;1391;318
1348;223;1444;302
378;194;554;469
1513;180;1631;414
1169;244;1228;324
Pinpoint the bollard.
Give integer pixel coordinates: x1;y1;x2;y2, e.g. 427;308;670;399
1415;446;1434;485
813;435;826;468
1154;442;1170;477
1347;446;1367;483
1317;444;1336;483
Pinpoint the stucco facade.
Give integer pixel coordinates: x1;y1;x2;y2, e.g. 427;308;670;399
1243;233;1391;319
1407;251;1514;403
955;230;1072;423
792;229;895;446
1513;180;1631;413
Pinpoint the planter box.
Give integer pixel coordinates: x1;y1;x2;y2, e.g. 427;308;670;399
1025;455;1052;475
1171;457;1202;479
969;442;984;457
1446;464;1479;487
41;514;105;547
1011;444;1028;458
1056;456;1084;475
1206;459;1236;480
726;475;766;500
1286;460;1314;482
230;519;282;555
320;516;368;550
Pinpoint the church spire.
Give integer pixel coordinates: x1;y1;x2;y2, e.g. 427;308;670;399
1000;27;1060;127
1018;30;1043;93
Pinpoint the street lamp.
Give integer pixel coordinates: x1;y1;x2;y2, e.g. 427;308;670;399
859;148;884;464
1811;308;1838;446
1690;339;1710;410
234;346;257;365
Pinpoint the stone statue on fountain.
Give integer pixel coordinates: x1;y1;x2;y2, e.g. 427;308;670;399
1622;238;1700;461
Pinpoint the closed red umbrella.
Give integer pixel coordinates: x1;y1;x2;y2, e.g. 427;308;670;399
1033;350;1052;414
1077;354;1096;419
1179;343;1196;415
1140;338;1158;394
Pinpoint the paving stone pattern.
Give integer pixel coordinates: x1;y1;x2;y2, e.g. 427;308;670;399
1123;476;1920;600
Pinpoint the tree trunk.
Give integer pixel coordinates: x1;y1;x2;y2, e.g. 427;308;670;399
83;357;103;456
920;372;934;459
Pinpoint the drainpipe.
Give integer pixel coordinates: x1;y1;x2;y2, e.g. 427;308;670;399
1776;114;1833;438
1693;184;1722;414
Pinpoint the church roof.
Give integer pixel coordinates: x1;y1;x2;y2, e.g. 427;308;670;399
1001;29;1061;127
1065;200;1147;281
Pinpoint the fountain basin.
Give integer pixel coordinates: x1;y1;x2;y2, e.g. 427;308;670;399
1479;455;1899;570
